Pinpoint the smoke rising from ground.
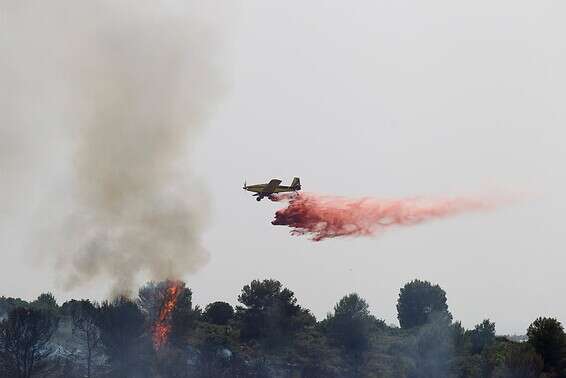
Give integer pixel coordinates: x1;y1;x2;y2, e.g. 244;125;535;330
271;193;499;241
0;1;225;294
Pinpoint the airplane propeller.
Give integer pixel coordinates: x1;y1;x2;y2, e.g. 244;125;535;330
243;180;247;190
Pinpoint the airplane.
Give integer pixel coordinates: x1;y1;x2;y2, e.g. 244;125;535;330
243;177;301;201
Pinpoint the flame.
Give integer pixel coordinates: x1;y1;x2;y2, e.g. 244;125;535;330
152;280;182;350
270;192;498;241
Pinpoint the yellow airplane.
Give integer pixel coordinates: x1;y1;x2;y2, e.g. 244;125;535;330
243;177;301;201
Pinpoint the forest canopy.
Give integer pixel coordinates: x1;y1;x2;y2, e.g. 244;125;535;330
0;279;562;377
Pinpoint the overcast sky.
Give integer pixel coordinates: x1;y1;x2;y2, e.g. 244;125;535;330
2;1;566;335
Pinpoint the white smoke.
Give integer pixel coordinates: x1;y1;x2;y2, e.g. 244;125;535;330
0;0;227;294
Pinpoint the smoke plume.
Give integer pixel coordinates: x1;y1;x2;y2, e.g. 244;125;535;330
271;193;498;241
0;1;226;294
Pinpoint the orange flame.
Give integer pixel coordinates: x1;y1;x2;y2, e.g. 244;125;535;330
152;280;182;350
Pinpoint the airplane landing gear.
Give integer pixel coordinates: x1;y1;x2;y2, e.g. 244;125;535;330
256;197;262;202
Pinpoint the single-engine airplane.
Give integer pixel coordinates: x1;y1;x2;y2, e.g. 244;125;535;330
243;177;301;201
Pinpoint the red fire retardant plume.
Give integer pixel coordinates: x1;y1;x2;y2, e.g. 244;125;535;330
270;193;497;241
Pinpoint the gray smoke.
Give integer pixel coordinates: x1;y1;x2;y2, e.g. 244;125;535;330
0;0;226;294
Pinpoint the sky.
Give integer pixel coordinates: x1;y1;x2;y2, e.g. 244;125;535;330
2;1;566;335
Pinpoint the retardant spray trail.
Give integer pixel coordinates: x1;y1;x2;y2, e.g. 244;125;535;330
270;193;498;241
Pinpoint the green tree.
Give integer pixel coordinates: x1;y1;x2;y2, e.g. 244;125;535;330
0;307;59;378
527;317;566;373
410;312;455;378
0;297;29;319
204;302;234;326
237;279;315;346
323;293;379;376
451;321;468;354
325;293;374;353
169;287;201;348
192;333;235;378
396;279;451;329
31;293;58;313
495;342;543;378
291;329;343;378
468;319;495;354
97;297;152;377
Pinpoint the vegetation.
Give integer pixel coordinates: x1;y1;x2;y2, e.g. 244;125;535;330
0;279;564;377
396;279;451;329
203;302;234;326
0;307;59;378
527;317;566;376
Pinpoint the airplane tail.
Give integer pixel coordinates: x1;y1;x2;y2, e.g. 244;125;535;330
291;177;301;190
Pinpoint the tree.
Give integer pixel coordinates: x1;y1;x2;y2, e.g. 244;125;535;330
410;311;456;378
451;321;468;353
204;302;234;326
97;297;152;377
323;293;378;376
493;342;543;378
325;293;373;353
0;297;29;319
31;293;58;313
527;317;566;373
69;300;100;378
396;279;451;329
192;333;234;378
0;307;58;378
138;280;199;349
237;279;315;346
468;319;496;354
169;287;201;348
291;329;343;378
138;281;189;322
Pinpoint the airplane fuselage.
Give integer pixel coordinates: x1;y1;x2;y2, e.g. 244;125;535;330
243;178;301;201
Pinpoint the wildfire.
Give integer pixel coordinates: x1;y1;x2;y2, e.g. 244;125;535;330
152;280;183;350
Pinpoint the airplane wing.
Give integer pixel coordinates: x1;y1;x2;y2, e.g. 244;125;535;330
263;179;282;194
273;186;292;193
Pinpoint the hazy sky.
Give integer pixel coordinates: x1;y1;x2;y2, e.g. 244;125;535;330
2;1;566;335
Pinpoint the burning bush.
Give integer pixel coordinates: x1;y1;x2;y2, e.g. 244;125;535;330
138;280;197;350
